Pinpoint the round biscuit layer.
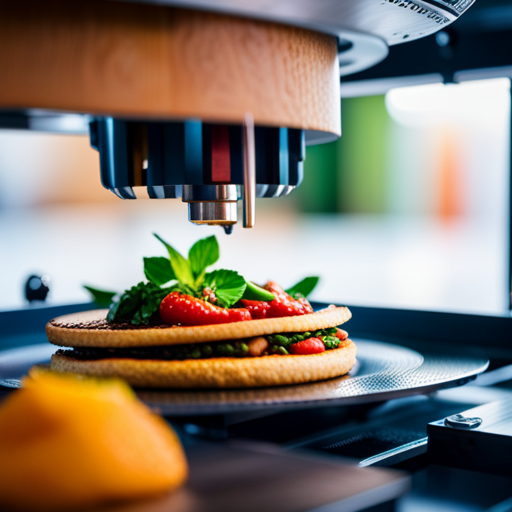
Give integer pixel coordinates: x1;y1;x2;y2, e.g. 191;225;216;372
46;306;351;348
51;340;357;388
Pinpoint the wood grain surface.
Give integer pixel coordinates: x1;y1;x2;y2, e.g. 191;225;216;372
0;0;340;135
86;442;409;512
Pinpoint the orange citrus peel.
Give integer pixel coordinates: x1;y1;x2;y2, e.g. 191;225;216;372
0;368;187;511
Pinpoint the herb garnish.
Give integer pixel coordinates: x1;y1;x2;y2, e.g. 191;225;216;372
107;282;174;325
82;286;117;307
203;269;247;308
143;257;174;286
84;234;320;325
285;276;319;299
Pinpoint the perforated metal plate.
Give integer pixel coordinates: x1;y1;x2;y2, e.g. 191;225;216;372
0;340;488;416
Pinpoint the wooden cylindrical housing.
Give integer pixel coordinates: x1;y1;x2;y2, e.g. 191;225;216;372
0;0;341;137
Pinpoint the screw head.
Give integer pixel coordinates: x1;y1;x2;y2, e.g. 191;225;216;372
444;414;482;430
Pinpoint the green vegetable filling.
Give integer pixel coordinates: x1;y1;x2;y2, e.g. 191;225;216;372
60;328;344;363
266;328;341;353
59;339;252;362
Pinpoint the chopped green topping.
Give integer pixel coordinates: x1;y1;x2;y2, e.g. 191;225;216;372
237;343;249;357
266;327;340;352
201;345;213;357
106;282;175;325
322;336;341;350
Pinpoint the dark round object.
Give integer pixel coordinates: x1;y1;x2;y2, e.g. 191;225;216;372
436;31;450;47
24;274;50;302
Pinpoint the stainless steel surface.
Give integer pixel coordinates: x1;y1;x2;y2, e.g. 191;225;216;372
243;113;256;229
183;185;240;226
359;437;429;467
428;399;512;475
433;399;512;436
182;185;240;202
0;340;489;416
132;0;475;58
0;379;22;389
0;344;56;390
188;201;238;225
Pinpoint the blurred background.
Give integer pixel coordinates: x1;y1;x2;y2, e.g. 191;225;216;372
0;77;509;315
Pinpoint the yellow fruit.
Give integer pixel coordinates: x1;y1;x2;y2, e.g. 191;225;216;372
0;368;187;511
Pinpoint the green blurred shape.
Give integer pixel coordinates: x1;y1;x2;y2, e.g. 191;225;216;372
339;95;388;214
296;136;339;213
296;95;389;214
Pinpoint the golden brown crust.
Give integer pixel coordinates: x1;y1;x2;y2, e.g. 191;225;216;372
46;306;351;348
50;340;357;388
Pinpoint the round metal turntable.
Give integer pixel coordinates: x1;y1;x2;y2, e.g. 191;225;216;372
0;340;489;416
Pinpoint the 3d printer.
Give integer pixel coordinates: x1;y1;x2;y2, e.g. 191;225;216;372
5;1;512;511
0;0;474;231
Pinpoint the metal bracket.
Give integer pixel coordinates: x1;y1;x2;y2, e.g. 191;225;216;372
243;112;256;228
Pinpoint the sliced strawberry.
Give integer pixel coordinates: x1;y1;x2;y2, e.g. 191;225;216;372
160;292;251;326
241;281;314;320
238;299;271;319
289;337;326;355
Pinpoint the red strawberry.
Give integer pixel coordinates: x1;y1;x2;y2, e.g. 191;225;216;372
289;338;326;355
160;292;251;326
241;281;314;319
238;300;271;319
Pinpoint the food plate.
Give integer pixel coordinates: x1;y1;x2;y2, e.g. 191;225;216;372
0;340;488;415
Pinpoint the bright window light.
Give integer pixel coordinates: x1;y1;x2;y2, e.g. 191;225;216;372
385;78;510;127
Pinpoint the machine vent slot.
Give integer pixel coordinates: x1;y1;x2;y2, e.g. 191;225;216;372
321;428;425;460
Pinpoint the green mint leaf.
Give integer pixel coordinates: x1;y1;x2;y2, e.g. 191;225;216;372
107;281;174;325
188;235;220;283
83;285;117;307
106;298;121;322
204;269;247;308
285;276;319;298
242;281;275;301
154;233;195;286
144;256;175;286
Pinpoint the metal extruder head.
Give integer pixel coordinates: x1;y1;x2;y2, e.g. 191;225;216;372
89;115;305;232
